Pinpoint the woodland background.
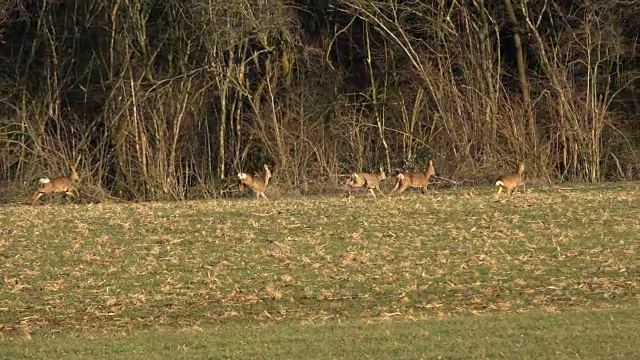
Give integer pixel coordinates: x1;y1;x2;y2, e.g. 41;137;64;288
0;0;638;200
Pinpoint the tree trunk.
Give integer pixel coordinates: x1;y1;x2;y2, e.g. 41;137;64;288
504;0;536;147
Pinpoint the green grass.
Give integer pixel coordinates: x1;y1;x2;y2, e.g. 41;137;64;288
2;308;638;359
1;183;639;358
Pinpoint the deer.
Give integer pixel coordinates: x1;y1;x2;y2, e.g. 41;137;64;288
391;160;435;195
237;164;272;200
347;166;387;198
32;165;80;204
495;160;525;196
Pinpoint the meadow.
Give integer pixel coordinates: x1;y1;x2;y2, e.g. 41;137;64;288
1;183;638;359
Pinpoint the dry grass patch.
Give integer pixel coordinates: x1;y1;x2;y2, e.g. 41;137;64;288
0;183;638;339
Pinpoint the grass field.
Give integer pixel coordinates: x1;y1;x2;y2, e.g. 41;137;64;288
1;183;639;358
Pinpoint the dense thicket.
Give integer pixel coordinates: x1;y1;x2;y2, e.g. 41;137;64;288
0;0;638;199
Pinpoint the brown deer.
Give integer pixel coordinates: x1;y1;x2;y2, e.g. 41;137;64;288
391;160;435;195
32;166;80;204
238;164;272;200
495;160;525;196
348;166;387;198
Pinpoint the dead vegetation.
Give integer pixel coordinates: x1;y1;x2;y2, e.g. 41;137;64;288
0;0;638;202
0;183;638;339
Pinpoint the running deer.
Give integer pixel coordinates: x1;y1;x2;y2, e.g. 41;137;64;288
391;160;435;195
32;166;80;204
348;166;387;198
495;160;525;196
238;164;272;200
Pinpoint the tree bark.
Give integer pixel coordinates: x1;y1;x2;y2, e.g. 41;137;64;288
504;0;536;146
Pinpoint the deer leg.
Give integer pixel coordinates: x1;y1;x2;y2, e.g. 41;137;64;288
513;183;523;194
64;191;76;203
391;181;400;194
32;191;43;204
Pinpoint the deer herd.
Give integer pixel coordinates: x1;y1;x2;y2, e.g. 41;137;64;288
341;159;524;200
20;159;525;204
